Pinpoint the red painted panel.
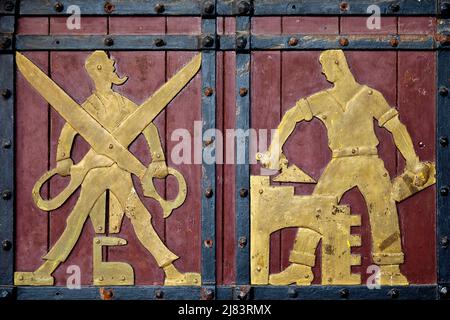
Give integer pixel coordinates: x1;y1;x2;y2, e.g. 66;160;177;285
397;52;436;284
282;17;339;34
15;52;49;273
50;17;107;35
109;17;165;34
340;17;397;34
398;17;436;34
17;17;49;35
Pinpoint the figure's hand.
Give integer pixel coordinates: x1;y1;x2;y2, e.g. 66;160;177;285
146;160;169;179
256;150;285;171
410;162;430;187
56;158;73;177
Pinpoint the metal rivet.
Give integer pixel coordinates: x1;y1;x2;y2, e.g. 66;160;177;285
418;141;426;149
339;37;349;47
104;2;115;14
2;240;12;251
236;36;247;49
3;139;11;149
1;89;11;99
442;236;449;247
440;136;449;147
154;38;166;47
0;290;9;299
440;286;449;297
239;188;248;197
2;190;11;200
339;2;348;11
238;236;247;248
238;290;247;300
340;288;349;298
389;37;399;48
202;35;214;48
108;143;114;149
439;86;449;96
104;37;114;46
54;2;64;12
287;288;297;298
259;189;263;194
441;3;450;15
203;289;214;300
203;1;215;14
238;1;250;14
98;276;104;281
440;186;449;196
389;3;400;13
101;289;113;299
155;290;164;299
154;3;165;13
0;38;11;50
205;188;213;198
288;37;298;46
204;239;213;248
388;289;399;299
4;1;14;12
239;87;248;97
204;87;214;96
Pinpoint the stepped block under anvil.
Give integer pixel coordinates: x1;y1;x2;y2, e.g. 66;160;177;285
250;176;362;285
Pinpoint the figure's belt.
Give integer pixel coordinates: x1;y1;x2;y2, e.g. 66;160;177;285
332;146;378;158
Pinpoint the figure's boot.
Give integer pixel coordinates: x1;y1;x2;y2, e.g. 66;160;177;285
269;263;313;285
14;259;59;286
379;265;409;286
163;263;201;286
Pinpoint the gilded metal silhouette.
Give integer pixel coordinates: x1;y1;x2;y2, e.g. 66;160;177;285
14;51;201;286
253;50;435;286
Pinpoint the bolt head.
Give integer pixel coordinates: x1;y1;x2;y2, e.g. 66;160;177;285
239;188;248;197
238;1;250;14
236;36;247;49
440;136;449;147
204;87;214;96
3;139;11;149
202;36;214;48
442;236;449;247
203;1;215;14
439;86;449;96
1;38;12;49
388;289;399;298
154;3;165;13
239;87;248;97
204;289;214;300
390;37;399;47
104;37;114;46
389;3;400;12
287;288;297;298
2;240;12;251
205;188;213;198
4;1;14;12
441;186;449;196
104;2;115;14
238;236;247;248
340;288;349;298
238;291;247;300
1;89;11;99
441;3;450;15
155;290;164;299
440;286;449;297
154;38;166;47
288;37;299;46
339;37;349;47
2;190;11;200
54;2;64;12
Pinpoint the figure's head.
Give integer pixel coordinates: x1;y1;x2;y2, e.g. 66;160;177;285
319;50;352;83
85;51;128;91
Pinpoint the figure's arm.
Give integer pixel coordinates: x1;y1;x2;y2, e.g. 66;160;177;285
55;123;77;176
259;99;313;170
372;90;419;170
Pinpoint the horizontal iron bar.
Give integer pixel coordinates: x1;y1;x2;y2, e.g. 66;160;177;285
250;34;439;50
19;0;202;16
17;0;438;16
12;285;439;300
13;34;446;51
15;35;200;51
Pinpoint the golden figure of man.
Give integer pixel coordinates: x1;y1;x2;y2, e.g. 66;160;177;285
15;51;200;286
259;50;430;285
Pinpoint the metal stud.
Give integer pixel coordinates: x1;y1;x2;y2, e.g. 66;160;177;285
4;1;14;12
238;236;247;248
155;290;164;299
203;1;215;15
239;87;248;97
2;139;11;149
54;1;64;12
236;36;247;49
238;1;250;15
154;38;166;47
389;3;400;13
202;36;214;48
239;188;248;197
340;288;349;298
439;86;449;96
339;37;349;47
388;288;399;299
104;37;114;47
440;136;448;147
2;190;11;200
1;89;11;99
154;3;165;14
441;236;449;248
440;186;449;196
2;240;12;251
205;188;213;198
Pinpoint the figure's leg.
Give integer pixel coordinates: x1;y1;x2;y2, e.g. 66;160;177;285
358;158;408;285
15;170;107;285
269;159;353;285
112;177;200;286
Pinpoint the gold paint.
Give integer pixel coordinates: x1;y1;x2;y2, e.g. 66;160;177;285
14;51;201;286
253;50;434;286
93;236;134;286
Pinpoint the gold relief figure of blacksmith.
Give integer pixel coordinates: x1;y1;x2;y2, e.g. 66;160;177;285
14;51;201;286
258;50;432;285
